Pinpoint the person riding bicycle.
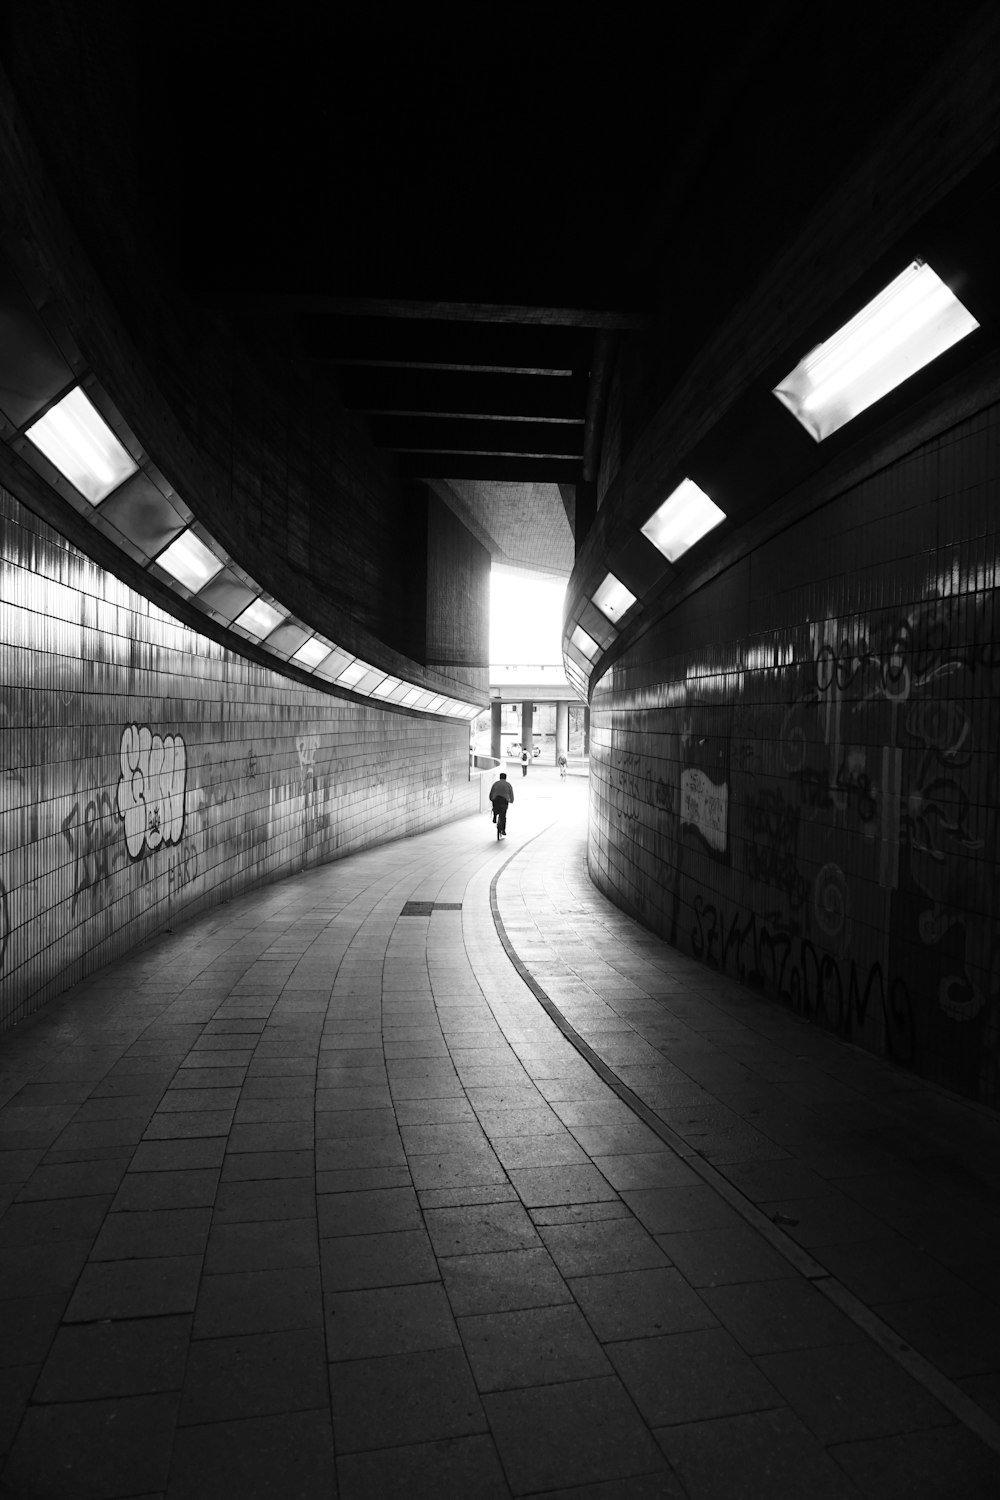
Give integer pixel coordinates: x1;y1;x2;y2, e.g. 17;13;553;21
488;771;514;836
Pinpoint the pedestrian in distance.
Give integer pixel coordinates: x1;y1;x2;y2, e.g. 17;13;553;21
489;771;514;838
520;746;530;778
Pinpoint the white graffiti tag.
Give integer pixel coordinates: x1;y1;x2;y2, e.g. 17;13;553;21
116;725;187;858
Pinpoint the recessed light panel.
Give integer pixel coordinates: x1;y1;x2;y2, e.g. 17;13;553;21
156;530;225;591
570;624;600;660
25;386;138;504
293;637;331;669
641;479;725;563
773;260;979;441
592;572;637;623
337;661;368;688
234;598;286;638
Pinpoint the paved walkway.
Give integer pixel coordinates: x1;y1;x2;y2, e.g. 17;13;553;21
1;769;999;1498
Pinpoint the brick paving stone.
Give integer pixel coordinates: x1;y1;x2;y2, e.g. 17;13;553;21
620;1184;750;1235
90;1207;213;1261
832;1424;1000;1498
336;1434;510;1500
0;1237;93;1298
2;1394;179;1499
702;1277;865;1355
329;1350;485;1452
756;1342;953;1444
609;1326;781;1426
65;1255;204;1322
320;1228;440;1290
424;1202;541;1257
458;1303;611;1391
212;1177;316;1221
484;1376;668;1494
657;1407;863;1499
167;1408;336;1500
178;1328;329;1423
656;1224;793;1286
325;1282;460;1359
441;1243;572;1317
570;1267;718;1342
317;1185;422;1237
538;1217;671;1278
508;1164;617;1208
192;1267;323;1337
0;1295;68;1366
219;1149;314;1181
204;1218;319;1273
34;1316;191;1401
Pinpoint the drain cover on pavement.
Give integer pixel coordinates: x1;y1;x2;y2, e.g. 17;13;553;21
399;901;463;916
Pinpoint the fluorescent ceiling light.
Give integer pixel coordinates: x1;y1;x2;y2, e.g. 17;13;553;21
592;572;636;623
641;479;725;563
234;598;285;639
570;624;600;660
773;260;979;442
25;386;138;504
337;660;367;688
156;530;224;591
292;637;331;669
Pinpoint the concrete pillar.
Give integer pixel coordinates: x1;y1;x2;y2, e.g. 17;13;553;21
520;700;533;775
490;699;502;765
556;701;569;764
583;706;590;758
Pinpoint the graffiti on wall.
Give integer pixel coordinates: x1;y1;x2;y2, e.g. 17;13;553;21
63;785;128;918
681;768;728;856
116;725;188;858
592;581;1000;1104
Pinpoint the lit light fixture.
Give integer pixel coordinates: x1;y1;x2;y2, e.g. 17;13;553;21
24;386;138;504
592;572;636;623
292;637;331;669
156;529;224;591
234;599;285;639
641;479;725;563
371;676;403;699
773;260;979;442
570;624;600;660
401;687;423;707
337;660;368;688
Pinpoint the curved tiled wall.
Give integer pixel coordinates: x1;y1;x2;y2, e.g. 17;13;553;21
586;399;1000;1108
0;487;478;1028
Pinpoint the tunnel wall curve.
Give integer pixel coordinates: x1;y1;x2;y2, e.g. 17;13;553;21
0;486;478;1030
587;397;1000;1109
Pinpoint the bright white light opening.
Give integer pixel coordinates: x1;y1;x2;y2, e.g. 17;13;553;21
337;661;367;688
234;598;285;639
292;637;331;669
401;687;423;707
773;260;979;442
592;572;636;623
157;530;224;591
641;479;725;563
371;676;402;699
570;624;600;660
25;387;138;504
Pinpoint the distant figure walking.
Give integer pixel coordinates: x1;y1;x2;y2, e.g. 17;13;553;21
558;752;568;780
489;771;514;838
520;747;530;778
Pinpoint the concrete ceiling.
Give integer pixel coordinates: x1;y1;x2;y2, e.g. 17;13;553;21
132;5;968;579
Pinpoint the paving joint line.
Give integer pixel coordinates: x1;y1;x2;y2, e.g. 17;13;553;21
488;833;1000;1460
